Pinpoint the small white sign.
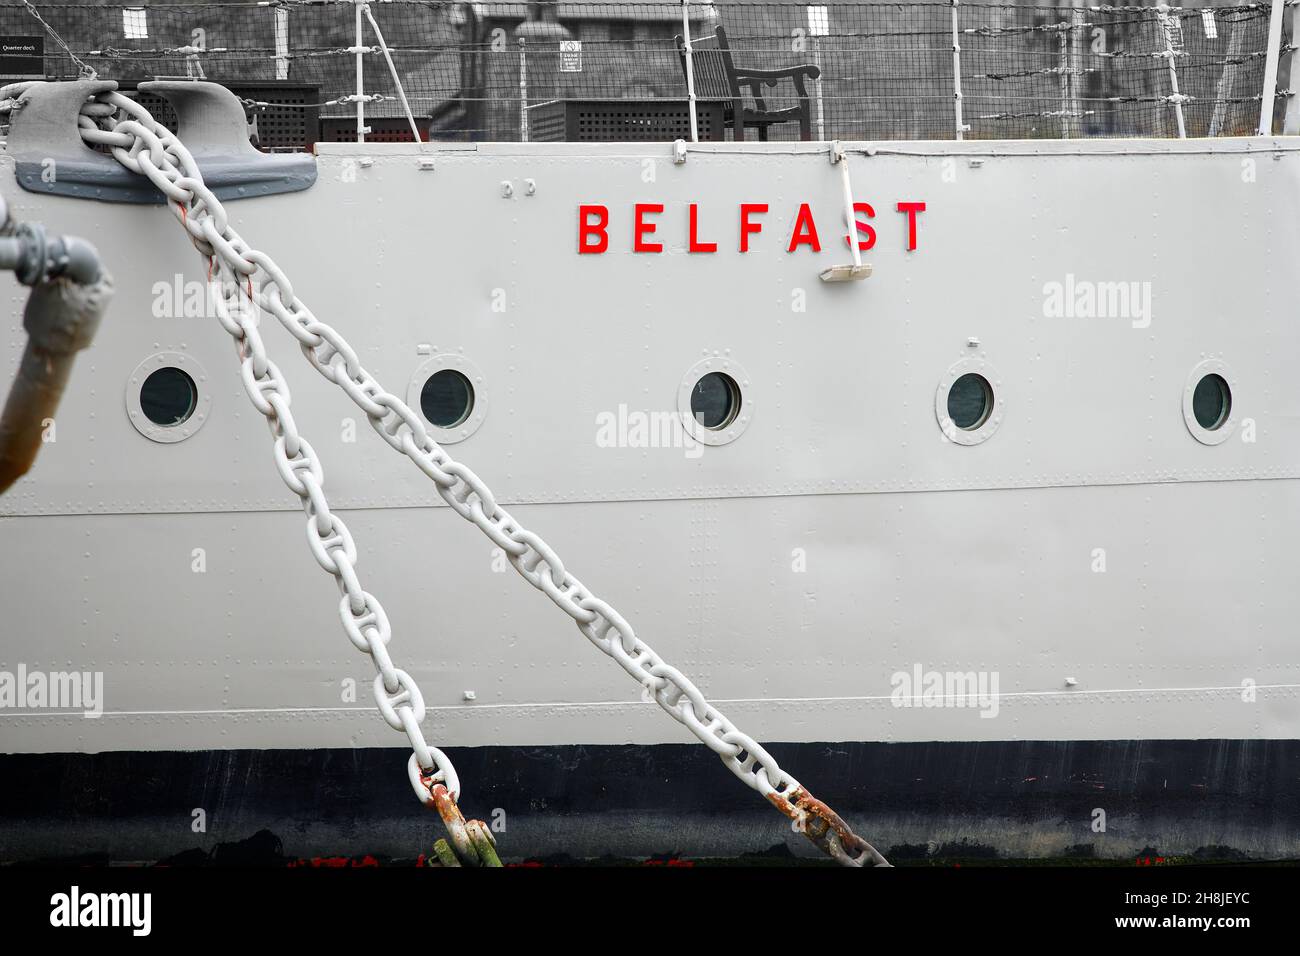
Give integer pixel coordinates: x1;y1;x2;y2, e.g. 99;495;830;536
807;5;830;38
1201;9;1217;40
560;39;582;73
122;7;148;40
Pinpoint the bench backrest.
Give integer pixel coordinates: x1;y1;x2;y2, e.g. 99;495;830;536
677;26;740;100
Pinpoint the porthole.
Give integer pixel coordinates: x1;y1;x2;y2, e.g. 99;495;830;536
405;353;487;443
140;367;197;426
126;352;211;443
947;373;993;431
420;369;475;429
691;372;741;430
678;356;753;447
1183;359;1237;445
1192;373;1231;431
935;357;1004;446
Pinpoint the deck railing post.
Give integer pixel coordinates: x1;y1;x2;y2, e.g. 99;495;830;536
1058;21;1070;137
681;0;699;143
812;37;825;141
274;3;290;81
353;0;365;142
1284;0;1300;134
1061;2;1084;138
1259;0;1287;134
519;37;528;142
807;5;829;142
1156;4;1187;139
950;0;967;140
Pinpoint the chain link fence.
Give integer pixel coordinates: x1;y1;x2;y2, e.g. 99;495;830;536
0;0;1293;142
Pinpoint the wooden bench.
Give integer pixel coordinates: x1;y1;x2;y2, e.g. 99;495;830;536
675;26;821;141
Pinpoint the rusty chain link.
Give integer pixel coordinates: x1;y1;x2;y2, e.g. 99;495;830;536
3;81;889;867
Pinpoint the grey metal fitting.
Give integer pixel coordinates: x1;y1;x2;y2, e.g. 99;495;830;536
0;221;103;286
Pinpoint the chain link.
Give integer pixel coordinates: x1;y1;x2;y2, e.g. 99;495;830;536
212;253;461;807
4;81;888;866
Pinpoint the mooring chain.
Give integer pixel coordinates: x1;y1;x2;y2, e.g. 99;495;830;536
52;86;887;867
210;256;462;805
54;88;462;825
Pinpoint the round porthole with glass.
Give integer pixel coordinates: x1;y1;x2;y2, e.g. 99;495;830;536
1183;359;1237;445
126;352;211;443
405;353;487;443
678;356;753;447
935;358;1004;446
420;369;475;429
142;367;197;426
690;372;742;431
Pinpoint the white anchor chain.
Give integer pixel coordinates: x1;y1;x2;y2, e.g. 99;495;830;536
134;93;461;808
209;254;462;810
5;82;888;866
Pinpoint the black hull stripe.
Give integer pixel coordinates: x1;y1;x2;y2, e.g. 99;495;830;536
2;739;1298;863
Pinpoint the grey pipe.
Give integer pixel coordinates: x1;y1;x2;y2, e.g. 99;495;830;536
0;222;103;286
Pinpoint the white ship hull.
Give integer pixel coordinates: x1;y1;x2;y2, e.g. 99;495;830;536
3;136;1299;861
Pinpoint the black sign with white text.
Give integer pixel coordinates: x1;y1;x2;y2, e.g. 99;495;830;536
0;35;44;77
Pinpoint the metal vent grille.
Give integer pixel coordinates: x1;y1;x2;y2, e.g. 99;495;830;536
527;100;724;142
236;85;318;150
124;83;319;151
577;105;690;141
319;118;426;143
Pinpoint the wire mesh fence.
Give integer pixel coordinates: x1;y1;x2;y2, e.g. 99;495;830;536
0;0;1292;143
